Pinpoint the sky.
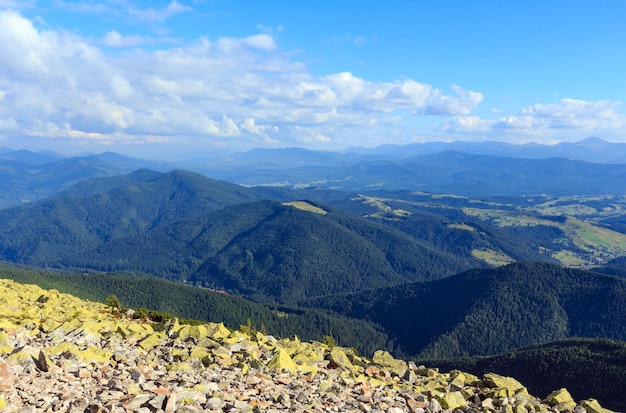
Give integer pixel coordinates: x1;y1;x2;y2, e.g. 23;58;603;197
0;0;625;159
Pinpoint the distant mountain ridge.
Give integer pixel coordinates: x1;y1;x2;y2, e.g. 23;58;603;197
345;137;626;163
0;149;173;208
0;170;266;263
3;138;626;208
181;139;626;196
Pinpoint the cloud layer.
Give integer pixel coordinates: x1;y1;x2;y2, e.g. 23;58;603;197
0;6;624;155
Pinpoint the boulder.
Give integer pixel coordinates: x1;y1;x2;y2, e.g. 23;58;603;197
435;391;467;410
206;323;231;341
483;373;527;394
267;349;298;373
138;333;165;350
579;399;618;413
327;347;355;373
371;350;408;377
545;388;576;409
176;324;209;341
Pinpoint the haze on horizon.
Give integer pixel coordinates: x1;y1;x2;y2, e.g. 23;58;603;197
0;0;625;159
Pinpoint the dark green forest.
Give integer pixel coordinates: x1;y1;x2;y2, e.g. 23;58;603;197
303;262;626;359
0;169;579;305
418;338;626;412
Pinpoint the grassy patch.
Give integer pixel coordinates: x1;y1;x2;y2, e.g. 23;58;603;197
471;249;514;266
283;201;327;215
448;223;475;232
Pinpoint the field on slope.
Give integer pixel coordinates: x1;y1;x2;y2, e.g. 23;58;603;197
351;192;626;268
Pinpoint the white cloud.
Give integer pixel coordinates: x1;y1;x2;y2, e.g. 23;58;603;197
438;116;491;134
0;0;33;9
0;9;553;152
130;1;192;23
0;8;479;151
102;30;147;48
520;98;624;130
0;117;19;132
439;98;626;143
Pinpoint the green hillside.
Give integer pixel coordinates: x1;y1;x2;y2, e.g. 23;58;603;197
304;262;626;359
0;170;266;263
0;151;165;208
60;200;481;303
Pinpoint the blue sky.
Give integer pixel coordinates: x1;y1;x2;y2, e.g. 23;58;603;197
0;1;625;158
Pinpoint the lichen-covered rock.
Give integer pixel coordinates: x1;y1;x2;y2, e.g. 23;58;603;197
580;399;618;413
327;346;355;372
205;322;231;340
372;349;408;377
0;279;617;413
267;349;298;373
483;372;527;394
138;332;166;350
545;388;576;410
435;391;467;410
175;324;209;341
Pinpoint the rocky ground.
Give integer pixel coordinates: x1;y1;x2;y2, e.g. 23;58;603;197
0;279;619;413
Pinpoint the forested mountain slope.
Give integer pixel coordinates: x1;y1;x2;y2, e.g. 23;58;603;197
304;262;626;359
60;200;483;304
0;170;266;263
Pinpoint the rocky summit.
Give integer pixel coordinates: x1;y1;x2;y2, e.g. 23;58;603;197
0;279;618;413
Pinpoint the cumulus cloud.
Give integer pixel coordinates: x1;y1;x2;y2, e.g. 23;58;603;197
520;98;624;130
0;9;492;151
439;98;625;142
279;72;482;116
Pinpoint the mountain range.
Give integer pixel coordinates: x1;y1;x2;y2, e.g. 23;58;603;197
0;170;494;300
2;168;591;303
3;137;626;207
1;142;626;410
0;165;624;357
